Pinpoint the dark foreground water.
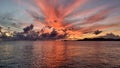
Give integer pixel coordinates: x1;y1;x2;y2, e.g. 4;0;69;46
0;41;120;68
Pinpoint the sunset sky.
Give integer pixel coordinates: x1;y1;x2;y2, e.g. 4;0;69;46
0;0;120;39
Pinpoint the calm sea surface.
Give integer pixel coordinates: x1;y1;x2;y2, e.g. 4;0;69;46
0;41;120;68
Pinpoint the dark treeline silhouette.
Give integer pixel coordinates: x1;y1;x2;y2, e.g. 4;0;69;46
77;38;120;41
63;33;120;41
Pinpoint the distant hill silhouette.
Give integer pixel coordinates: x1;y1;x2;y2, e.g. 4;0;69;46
77;33;120;41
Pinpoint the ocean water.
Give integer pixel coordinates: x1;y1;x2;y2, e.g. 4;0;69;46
0;41;120;68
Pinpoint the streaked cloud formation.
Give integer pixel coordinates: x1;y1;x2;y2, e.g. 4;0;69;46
0;0;120;39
